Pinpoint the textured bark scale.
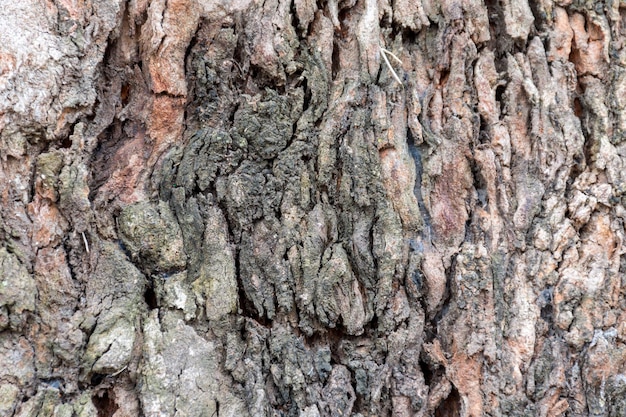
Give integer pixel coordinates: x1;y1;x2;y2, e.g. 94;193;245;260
1;0;626;416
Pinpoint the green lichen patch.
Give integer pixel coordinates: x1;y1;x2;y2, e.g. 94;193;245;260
191;206;238;321
155;271;197;321
117;201;187;274
140;311;245;416
315;244;367;335
175;129;245;196
231;89;304;160
6;387;59;417
0;383;19;416
0;333;35;386
239;217;294;320
0;248;36;330
82;241;146;377
84;314;136;375
35;150;64;201
72;392;98;417
58;162;92;232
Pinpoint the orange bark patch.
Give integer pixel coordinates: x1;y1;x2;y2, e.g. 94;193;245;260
548;7;573;62
96;129;149;204
422;249;446;314
379;148;421;230
27;198;68;249
569;13;607;76
146;0;199;95
147;95;185;166
430;148;472;247
447;352;483;417
0;52;16;90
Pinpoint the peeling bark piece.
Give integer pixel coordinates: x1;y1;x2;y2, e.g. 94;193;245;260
239;218;293;320
140;311;246;417
143;0;200;96
583;330;622;416
157;271;197;320
244;0;299;80
388;314;427;413
146;95;187;176
427;142;473;250
218;160;272;236
569;12;608;77
0;0;122;140
372;203;403;318
379;142;422;231
174;129;244;196
513;172;545;234
392;0;429;31
33;246;81;373
316;244;367;335
268;326;321;410
502;0;534;41
296;203;336;331
294;0;317;32
0;334;35;386
357;0;380;80
548;7;574;62
421;249;446;315
34;151;64;202
58;161;93;233
86;316;136;375
319;365;356;417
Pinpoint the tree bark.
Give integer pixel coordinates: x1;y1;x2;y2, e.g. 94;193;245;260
1;0;626;416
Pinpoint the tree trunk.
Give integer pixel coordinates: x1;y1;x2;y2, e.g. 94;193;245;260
1;0;626;416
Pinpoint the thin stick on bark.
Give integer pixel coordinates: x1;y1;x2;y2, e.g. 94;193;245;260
380;47;403;86
82;232;90;253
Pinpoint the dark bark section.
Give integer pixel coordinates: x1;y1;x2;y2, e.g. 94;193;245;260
1;0;626;416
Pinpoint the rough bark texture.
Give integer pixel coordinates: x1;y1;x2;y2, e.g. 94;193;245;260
1;0;626;416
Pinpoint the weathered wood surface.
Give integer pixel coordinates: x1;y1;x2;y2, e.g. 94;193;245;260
1;0;626;416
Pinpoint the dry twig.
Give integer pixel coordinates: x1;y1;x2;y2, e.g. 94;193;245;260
380;47;403;86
